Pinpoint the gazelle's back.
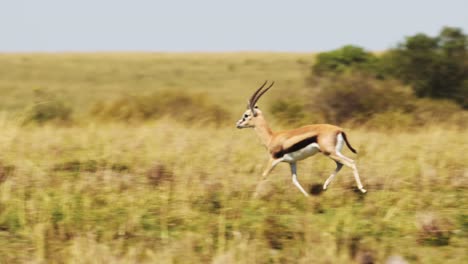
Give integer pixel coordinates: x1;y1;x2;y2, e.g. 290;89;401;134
272;124;342;150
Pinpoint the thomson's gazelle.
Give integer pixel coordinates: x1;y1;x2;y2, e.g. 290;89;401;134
236;81;366;196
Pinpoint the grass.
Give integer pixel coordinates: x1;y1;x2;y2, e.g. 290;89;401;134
0;53;467;263
0;53;313;116
0;121;466;263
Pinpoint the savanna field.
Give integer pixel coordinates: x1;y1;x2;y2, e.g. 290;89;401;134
0;53;467;263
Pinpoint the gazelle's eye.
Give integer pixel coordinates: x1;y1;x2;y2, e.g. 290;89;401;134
244;114;249;118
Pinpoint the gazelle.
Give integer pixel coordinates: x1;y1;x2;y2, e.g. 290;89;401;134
236;81;366;196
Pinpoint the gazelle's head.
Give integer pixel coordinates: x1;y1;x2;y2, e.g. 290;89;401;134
236;80;274;129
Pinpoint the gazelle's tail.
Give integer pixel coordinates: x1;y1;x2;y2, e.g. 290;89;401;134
342;132;357;154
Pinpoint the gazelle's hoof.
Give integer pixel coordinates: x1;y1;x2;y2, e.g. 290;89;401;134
360;188;367;193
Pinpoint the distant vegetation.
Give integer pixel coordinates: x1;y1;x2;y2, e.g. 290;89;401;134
311;26;467;108
272;26;467;128
23;88;73;124
90;91;229;126
312;45;382;78
302;73;466;128
382;27;468;108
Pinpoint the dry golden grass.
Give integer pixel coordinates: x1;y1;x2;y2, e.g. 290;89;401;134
0;53;466;263
0;118;466;263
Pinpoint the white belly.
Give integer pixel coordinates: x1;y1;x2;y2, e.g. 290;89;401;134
282;143;321;162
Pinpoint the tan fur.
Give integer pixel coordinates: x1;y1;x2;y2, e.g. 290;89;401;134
237;108;366;195
236;84;366;195
272;124;342;155
246;111;342;157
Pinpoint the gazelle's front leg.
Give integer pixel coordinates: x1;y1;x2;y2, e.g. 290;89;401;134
290;163;309;196
262;157;283;179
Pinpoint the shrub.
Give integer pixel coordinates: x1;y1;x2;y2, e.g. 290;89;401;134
24;89;72;124
307;73;466;127
270;99;308;125
312;45;381;77
309;73;411;124
381;26;468;108
90;91;230;126
311;27;468;109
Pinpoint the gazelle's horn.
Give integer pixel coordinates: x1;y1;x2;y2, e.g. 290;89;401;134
248;80;267;109
249;81;274;116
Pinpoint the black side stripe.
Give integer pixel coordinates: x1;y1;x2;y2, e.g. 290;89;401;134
273;136;318;159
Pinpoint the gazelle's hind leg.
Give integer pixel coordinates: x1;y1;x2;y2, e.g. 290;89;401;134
329;153;366;193
327;133;366;193
323;161;343;190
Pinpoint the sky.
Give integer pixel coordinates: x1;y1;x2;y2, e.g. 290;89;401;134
1;0;467;52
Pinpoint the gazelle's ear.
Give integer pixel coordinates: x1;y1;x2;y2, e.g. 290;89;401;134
252;106;259;116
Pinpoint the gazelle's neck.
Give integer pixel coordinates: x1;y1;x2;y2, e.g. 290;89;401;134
254;114;273;147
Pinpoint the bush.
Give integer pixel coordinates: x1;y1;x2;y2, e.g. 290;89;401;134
309;74;411;124
312;45;381;78
270;99;308;126
311;27;468;109
90;91;230;126
381;27;468;108
24;89;72;124
307;73;466;128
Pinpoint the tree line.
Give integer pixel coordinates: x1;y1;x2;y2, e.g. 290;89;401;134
312;26;467;109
